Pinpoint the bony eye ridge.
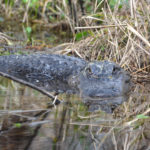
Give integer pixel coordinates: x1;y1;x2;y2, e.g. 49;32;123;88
85;67;100;79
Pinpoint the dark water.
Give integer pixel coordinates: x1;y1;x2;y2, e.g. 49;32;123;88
0;77;150;150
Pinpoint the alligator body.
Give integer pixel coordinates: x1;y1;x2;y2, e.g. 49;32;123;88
0;54;131;113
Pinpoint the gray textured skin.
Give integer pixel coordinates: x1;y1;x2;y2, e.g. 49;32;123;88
0;54;131;113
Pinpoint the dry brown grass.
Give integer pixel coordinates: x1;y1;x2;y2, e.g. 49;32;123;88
59;0;150;83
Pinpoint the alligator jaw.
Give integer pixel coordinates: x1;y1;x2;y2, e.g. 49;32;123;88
83;95;129;113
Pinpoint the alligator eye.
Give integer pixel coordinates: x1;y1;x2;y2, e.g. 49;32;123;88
86;67;92;74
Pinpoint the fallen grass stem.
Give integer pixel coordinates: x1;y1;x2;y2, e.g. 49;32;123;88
75;24;127;30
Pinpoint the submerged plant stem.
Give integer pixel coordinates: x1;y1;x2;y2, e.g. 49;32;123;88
0;71;62;105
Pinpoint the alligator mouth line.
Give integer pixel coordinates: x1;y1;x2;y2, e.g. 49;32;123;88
83;95;128;101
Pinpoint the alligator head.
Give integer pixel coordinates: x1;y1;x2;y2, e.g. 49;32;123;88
74;61;131;113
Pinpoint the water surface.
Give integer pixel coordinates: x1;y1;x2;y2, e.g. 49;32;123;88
0;77;150;150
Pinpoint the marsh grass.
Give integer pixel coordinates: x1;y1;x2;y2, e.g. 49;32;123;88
62;1;150;79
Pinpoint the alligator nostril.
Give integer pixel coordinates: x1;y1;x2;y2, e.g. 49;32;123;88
125;80;130;83
112;66;121;74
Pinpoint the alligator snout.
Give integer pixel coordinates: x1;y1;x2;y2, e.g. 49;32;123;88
79;61;132;113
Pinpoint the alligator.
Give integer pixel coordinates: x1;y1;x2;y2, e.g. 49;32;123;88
0;54;131;113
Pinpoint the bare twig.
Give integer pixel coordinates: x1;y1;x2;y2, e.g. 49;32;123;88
0;71;62;105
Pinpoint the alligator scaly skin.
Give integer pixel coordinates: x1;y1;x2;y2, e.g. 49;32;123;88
0;54;131;113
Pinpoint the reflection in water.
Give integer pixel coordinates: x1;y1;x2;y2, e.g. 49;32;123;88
0;78;150;150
